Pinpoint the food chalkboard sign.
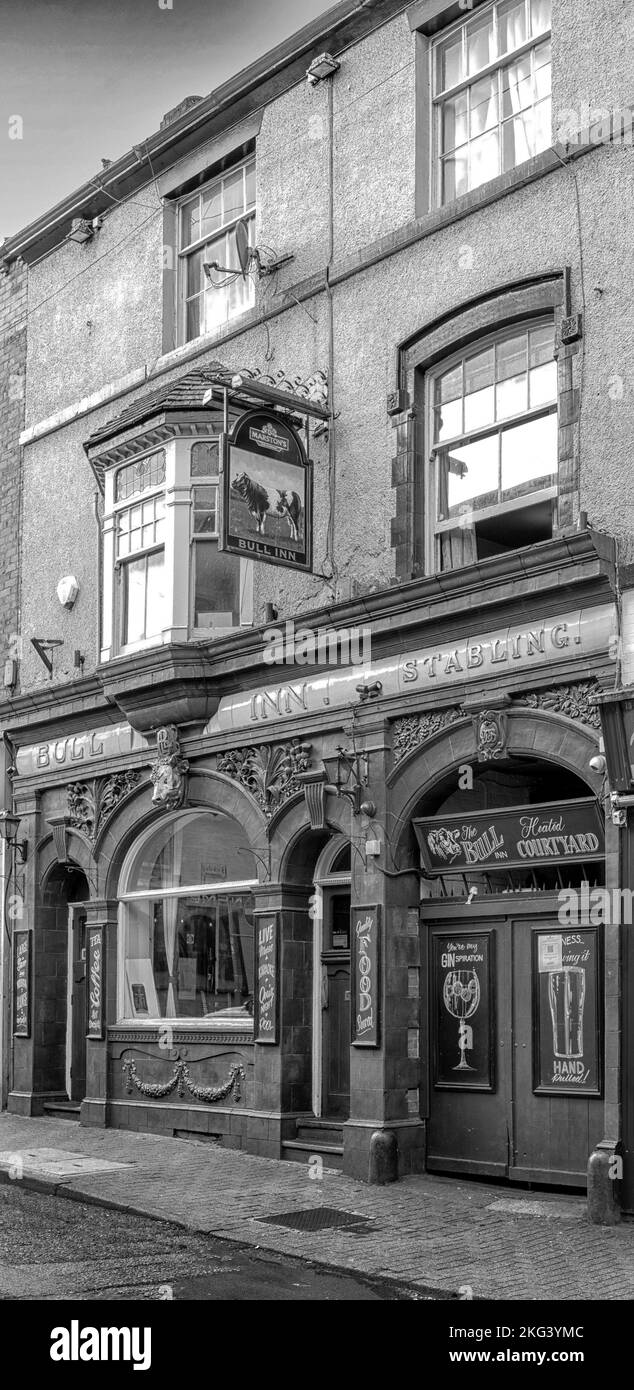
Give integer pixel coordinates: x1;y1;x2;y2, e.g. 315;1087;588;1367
86;925;104;1039
254;913;278;1044
351;905;380;1047
13;930;31;1037
533;928;601;1095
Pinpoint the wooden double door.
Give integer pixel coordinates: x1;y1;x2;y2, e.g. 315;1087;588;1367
426;907;603;1186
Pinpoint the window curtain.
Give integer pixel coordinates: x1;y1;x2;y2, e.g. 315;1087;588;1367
163;837;184;1017
504;54;533;164
436;447;478;571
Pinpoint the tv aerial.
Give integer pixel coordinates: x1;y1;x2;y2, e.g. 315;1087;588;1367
203;218;293;284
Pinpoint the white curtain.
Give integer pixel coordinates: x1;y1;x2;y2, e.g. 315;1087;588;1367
505;54;533;164
163;837;183;1017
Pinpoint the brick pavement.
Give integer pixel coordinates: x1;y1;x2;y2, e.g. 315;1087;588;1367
0;1114;631;1300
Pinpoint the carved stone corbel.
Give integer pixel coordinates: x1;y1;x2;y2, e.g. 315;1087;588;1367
297;769;328;830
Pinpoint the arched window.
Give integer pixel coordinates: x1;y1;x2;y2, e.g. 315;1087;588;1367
428;318;557;570
118;810;257;1025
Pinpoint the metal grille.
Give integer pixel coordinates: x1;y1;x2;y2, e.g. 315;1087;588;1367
257;1207;372;1234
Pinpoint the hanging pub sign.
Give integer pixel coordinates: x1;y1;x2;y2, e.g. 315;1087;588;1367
414;798;605;876
351;904;380;1047
86;925;104;1040
220;408;313;572
433;931;495;1090
533;927;601;1095
254;912;279;1044
13;929;31;1037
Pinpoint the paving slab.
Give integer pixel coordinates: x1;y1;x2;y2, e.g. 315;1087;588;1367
0;1114;631;1301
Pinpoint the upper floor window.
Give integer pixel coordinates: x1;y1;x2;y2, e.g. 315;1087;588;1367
433;0;551;204
189;441;240;631
179;157;256;343
428;319;557;570
114;451;167;647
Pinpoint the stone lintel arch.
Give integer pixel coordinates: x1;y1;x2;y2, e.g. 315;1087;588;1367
389;709;604;861
271;791;353;886
100;767;269;901
38;828;95;895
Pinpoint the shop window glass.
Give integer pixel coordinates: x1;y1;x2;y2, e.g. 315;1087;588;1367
120;812;257;1023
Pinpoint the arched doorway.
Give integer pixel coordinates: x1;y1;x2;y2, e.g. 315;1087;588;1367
312;835;352;1120
40;864;89;1110
412;754;605;1186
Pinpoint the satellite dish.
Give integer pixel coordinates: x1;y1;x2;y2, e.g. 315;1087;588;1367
235;219;251;281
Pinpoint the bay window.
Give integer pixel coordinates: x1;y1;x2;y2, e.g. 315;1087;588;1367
429;318;558;571
100;434;252;661
433;0;552;204
179;157;256;344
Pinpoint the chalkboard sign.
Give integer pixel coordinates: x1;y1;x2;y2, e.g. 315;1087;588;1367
351;905;380;1047
433;932;494;1090
254;913;278;1044
86;925;104;1039
13;930;31;1037
414;798;604;876
533;928;601;1095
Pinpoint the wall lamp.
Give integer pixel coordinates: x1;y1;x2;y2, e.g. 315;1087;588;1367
67;216;103;245
322;746;375;817
306;52;341;86
0;811;28;862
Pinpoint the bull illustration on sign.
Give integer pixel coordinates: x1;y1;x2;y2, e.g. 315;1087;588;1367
231;472;303;542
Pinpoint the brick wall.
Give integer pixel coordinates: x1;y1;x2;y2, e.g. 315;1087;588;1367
0;258;26;703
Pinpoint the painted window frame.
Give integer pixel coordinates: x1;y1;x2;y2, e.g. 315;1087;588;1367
177;155;256;346
101;436;253;661
430;0;552;207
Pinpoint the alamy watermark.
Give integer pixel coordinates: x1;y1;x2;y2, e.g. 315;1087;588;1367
263;619;371;667
557;885;634;925
556;104;634;148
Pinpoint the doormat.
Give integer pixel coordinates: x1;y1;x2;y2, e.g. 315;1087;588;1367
257;1206;373;1235
0;1148;131;1180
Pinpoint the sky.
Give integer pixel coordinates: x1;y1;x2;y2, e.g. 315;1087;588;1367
0;0;333;239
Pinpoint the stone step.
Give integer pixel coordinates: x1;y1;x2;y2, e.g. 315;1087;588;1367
281;1140;344;1170
295;1124;343;1146
43;1102;81;1121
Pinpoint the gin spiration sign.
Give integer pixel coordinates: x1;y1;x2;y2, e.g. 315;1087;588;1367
86;926;104;1039
221;409;313;573
351;905;380;1047
254;913;278;1044
414;798;604;876
433;932;494;1089
534;928;601;1095
13;930;31;1037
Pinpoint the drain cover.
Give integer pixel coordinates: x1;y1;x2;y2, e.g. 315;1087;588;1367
0;1148;130;1180
258;1206;372;1234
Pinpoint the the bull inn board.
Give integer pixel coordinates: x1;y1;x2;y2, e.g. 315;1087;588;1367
220;408;313;573
414;798;604;876
13;929;30;1037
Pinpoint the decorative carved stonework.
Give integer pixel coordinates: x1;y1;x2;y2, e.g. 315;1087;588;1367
513;682;601;729
151;725;189;810
122;1057;245;1104
393;709;463;764
473;709;509;761
217;739;311;817
226;366;328;409
67;770;141;842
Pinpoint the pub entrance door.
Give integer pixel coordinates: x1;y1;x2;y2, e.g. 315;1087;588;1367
321;890;351;1118
426;902;603;1187
66;903;88;1103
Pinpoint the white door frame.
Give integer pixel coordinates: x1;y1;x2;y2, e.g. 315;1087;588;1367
311;835;351;1118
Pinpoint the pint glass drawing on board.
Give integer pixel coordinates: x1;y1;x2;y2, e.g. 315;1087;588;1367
548;966;585;1059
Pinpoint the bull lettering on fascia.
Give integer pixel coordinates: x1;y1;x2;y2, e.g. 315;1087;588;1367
35;732;106;769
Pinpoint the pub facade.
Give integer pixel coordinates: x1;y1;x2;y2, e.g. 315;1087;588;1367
0;0;632;1215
